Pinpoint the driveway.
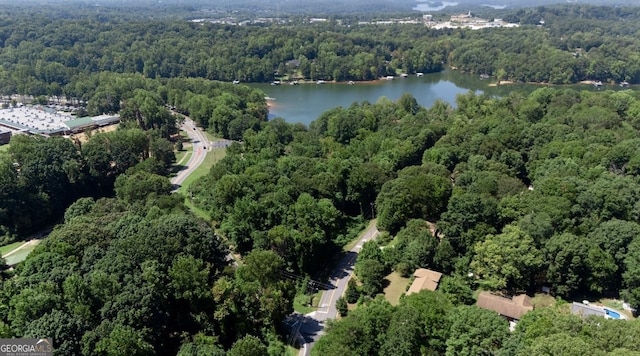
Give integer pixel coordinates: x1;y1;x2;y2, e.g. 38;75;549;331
295;220;380;355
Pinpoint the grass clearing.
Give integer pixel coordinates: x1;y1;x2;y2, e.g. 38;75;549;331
285;346;299;356
72;124;118;143
600;298;624;310
201;130;223;142
599;298;634;319
0;144;9;153
0;241;24;256
383;271;410;305
293;291;321;314
4;240;40;265
175;151;192;167
174;130;193;165
531;293;557;308
177;147;226;194
183;198;211;221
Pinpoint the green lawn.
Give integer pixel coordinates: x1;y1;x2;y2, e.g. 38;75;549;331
0;241;24;256
0;144;9;153
177;147;226;193
4;240;40;265
599;298;634;319
531;293;557;308
383;271;410;306
183;198;211;221
201;130;224;142
293;291;321;314
175;151;192;167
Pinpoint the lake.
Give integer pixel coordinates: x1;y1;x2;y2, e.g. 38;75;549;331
249;69;618;126
413;1;460;11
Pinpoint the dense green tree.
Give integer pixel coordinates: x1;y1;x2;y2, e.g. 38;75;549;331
392;219;439;275
177;334;225;356
544;233;616;297
346;279;360;304
227;335;268;356
519;333;604;356
336;297;348;317
622;237;640;310
471;225;543;291
93;323;154;356
439;275;475;306
355;259;386;297
379;306;422;356
438;192;499;255
376;170;451;234
312;297;394;356
114;171;172;205
400;291;454;354
445;306;509;356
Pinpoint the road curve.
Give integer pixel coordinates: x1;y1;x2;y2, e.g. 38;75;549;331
171;116;209;188
296;221;380;356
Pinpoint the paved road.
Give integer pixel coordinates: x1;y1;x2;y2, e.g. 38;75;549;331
171;117;210;188
294;221;380;356
169;115;237;267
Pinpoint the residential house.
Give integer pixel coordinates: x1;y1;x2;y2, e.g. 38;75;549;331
476;292;534;320
407;268;442;295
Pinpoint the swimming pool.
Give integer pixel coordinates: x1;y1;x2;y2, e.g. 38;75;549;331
604;308;621;319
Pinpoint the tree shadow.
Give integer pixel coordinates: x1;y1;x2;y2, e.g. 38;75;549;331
381;277;391;290
171;164;188;174
285;313;325;345
317;251;357;289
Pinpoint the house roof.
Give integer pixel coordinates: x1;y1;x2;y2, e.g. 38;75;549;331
407;268;442;294
476;292;533;320
64;117;95;129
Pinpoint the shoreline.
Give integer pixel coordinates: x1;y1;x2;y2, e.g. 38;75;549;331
254;70;636;88
488;80;515;87
265;75;428;86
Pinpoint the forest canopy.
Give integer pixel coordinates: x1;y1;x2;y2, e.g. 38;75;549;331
2;2;640;355
0;3;640;97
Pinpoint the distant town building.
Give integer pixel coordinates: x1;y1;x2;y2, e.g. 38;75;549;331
358;18;421;25
0;106;119;136
0;128;11;145
424;11;519;30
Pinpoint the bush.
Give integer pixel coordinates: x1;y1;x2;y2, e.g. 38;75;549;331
395;262;413;278
346;279;360;303
336;297;348;317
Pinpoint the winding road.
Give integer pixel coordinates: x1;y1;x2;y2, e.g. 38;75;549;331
293;221;380;355
170;116;238;267
171;116;380;354
171;117;210;188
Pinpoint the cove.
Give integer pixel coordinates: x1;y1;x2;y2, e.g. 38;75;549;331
249;69;629;126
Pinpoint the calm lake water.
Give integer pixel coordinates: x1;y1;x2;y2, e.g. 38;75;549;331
413;1;460;11
249;69;628;126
